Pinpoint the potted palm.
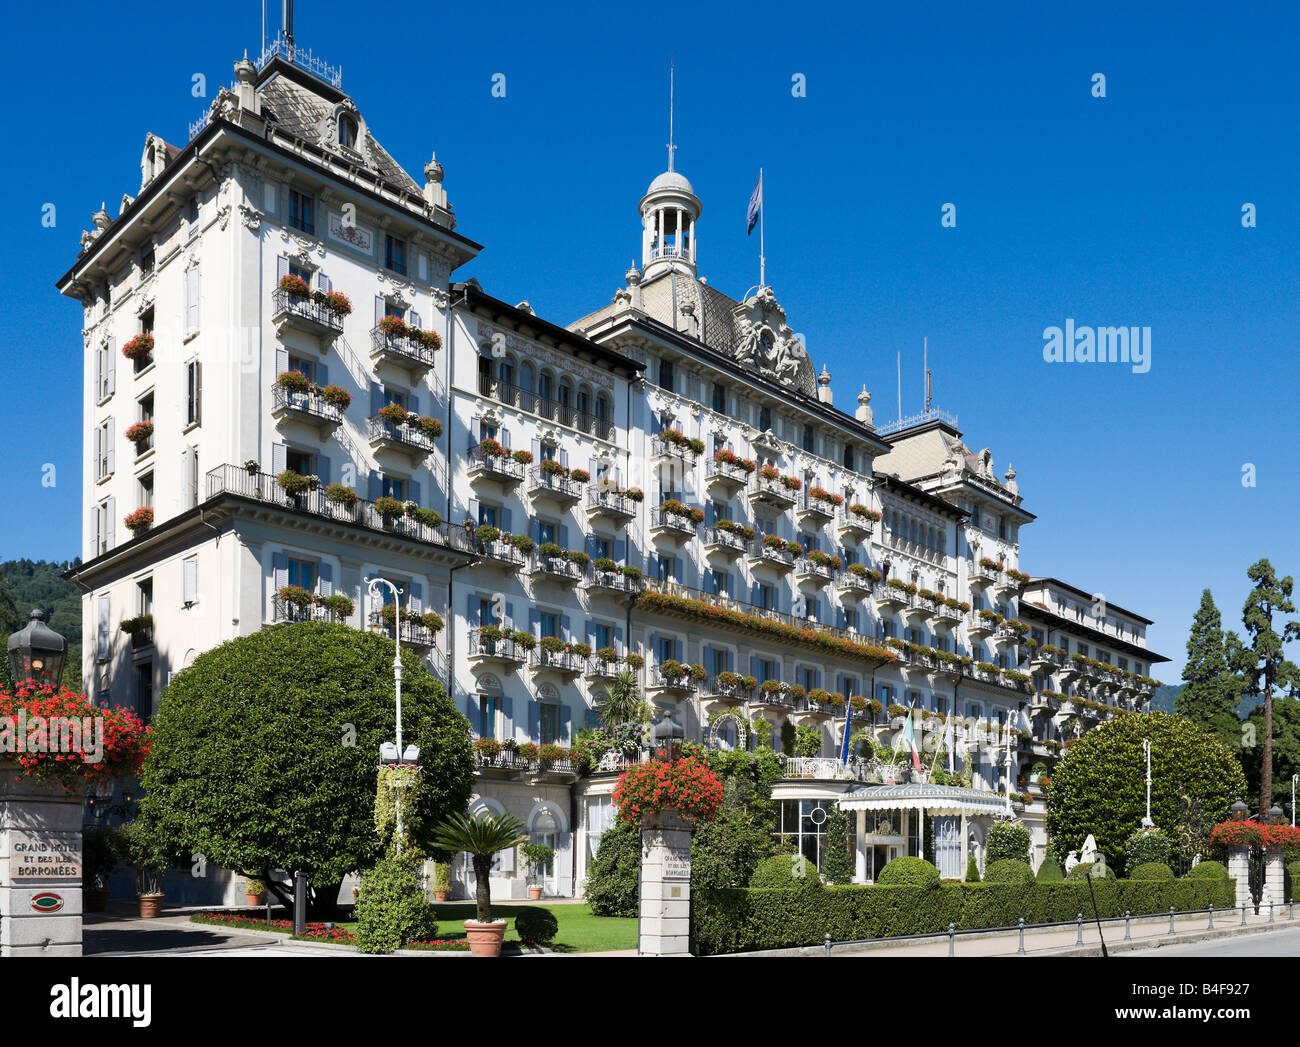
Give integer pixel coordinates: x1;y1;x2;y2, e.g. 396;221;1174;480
520;842;554;900
432;811;529;957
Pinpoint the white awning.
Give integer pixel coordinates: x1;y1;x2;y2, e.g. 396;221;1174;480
837;783;1010;817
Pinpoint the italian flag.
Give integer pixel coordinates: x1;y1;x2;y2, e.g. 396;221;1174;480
902;706;922;771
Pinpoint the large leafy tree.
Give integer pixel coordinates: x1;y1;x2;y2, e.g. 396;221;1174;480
1176;590;1243;746
1046;712;1245;871
138;622;474;916
1227;560;1300;817
1243;691;1300;811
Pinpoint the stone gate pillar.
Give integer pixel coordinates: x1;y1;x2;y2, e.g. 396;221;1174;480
1226;846;1251;912
0;766;85;956
1264;849;1285;911
638;810;693;956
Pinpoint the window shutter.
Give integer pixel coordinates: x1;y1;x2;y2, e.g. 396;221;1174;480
89;505;99;557
410;310;421;329
559;705;572;744
468;418;479;450
528;700;540;742
368;473;382;501
181;446;197;508
614;624;624;651
561;614;572;640
105;418;115;475
614;538;626;563
558;524;569;549
467;592;478;624
97;594;111;660
316;455;331;484
500;507;512;533
271;443;288;475
467;497;480;523
370;381;383;416
409;480;421;505
501;695;514;737
374;295;386;327
704;502;715;526
315;362;329;386
106;338;116;396
94;345;103;400
750;654;760;677
505;602;515;628
272;552;288;591
93;425;102;481
585;619;596;647
703;567;714;592
318;272;331;293
277;256;289;283
275;347;289;376
105;496;115;549
188;360;202;425
751;581;760;604
585;534;600;558
528;608;540;637
499;428;511;449
185;265;200;333
182;557;198;604
531;438;541;462
408;394;420;415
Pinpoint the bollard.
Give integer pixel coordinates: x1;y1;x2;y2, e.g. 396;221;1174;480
1123;911;1131;941
1241;902;1247;927
1291;899;1295;921
1269;899;1275;924
1208;904;1214;930
948;922;956;957
1168;906;1175;935
1017;917;1026;956
825;933;832;958
1075;913;1083;946
293;870;308;937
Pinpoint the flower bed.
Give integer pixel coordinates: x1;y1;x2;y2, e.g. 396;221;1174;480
613;755;724;824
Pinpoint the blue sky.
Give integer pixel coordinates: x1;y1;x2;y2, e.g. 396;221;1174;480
4;0;1298;676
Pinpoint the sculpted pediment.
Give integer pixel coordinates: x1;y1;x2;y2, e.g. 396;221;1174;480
732;287;814;396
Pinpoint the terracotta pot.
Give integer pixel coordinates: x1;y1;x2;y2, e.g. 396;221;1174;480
84;887;110;913
528;886;543;900
137;893;164;918
464;919;507;957
433;889;449;902
246;892;266;907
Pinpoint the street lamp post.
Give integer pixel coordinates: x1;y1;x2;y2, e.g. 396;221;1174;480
1292;775;1297;828
1140;739;1154;829
367;577;419;853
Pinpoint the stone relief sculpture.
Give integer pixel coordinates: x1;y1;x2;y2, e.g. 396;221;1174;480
731;288;815;396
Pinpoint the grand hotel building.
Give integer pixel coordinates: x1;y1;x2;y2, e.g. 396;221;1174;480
58;41;1166;903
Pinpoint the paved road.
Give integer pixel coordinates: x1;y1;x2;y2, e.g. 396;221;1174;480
1118;925;1300;957
83;909;343;957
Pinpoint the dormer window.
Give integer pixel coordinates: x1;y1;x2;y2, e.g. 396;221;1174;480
339;114;358;150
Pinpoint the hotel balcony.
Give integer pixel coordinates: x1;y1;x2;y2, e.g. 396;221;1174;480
650;433;697;467
367;415;436;463
993;625;1024;649
903;596;935;625
932;602;964;631
271;288;344;343
586;486;638;522
705;457;750;496
648;506;700;545
529;550;583;587
750;687;793;714
875;584;912;614
836;569;876;599
700;676;748;706
746;539;795;574
530;646;585;678
271;384;343;434
466;628;529;670
837;508;878;544
585;653;626;682
206;465;475;559
789;697;834;724
475;536;527;572
527;467;584;507
367;611;438;650
480;375;616;441
1057;659;1083;684
795;492;837;526
702;525;748;560
966;612;1000;640
646;667;700;700
584;563;642;599
748;474;798;511
465;443;525;488
273;596;343;625
1030;691;1062;713
369;324;437;378
794;557;834;588
969;562;1000;593
995;572;1025;599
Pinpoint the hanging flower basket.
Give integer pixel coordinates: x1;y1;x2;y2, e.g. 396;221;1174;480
125;420;154;445
378;403;409;425
278;273;311;299
121;333;155;361
124;507;154;534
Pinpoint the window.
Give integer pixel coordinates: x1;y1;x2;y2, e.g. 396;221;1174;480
384;235;406;275
802;424;815;452
478;695;499;738
135;662;154;724
755;657;776;683
586;796;614;866
339;114;358;149
593;623;612;651
655;635;678;664
539;703;560;745
477;503;498;527
657;358;674;392
137;577;153;620
93;501;110;556
538;521;556;546
138;471;154;508
182;555;198;605
777;800;835;870
286;449;317;476
591;536;611;560
539;612;558;639
759;405;773;432
136;307;155;372
653;554;675;582
711;382;726;414
185;358;201;426
288;261;313;287
843;444;855;470
1077;643;1089;658
95;419;113;480
140;244;155;276
755;582;774;610
187;195;199;226
289;189;314;236
381;475;406;501
288;558;316;591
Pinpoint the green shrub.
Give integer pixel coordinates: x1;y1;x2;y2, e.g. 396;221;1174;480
1066;861;1113;880
985;822;1032;866
1036;856;1064;882
821;807;854;886
966;853;981;882
1129;862;1175;881
877;857;940;889
584;819;640;917
1123;829;1173;875
1189;859;1229;880
984;859;1034;884
750;853;820;889
354;855;437;953
514;906;558;945
1286;860;1300;902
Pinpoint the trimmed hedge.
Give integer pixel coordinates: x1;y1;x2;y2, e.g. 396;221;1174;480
877;857;940;888
984;859;1034;884
1066;861;1113;880
693;877;1235;955
1129;862;1175;881
1036;857;1065;882
1190;860;1229;881
750;853;820;889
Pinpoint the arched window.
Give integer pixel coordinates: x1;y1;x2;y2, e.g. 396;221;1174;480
538;370;554;404
520;362;535;394
595;394;610;422
338;114;358;149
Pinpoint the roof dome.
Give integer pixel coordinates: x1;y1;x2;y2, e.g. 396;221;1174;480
646;169;694;195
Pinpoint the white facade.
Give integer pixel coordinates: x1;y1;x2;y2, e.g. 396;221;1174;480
60;44;1167;902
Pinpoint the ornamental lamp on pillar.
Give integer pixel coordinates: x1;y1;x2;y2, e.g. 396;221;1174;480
652;711;684;763
1268;804;1284;825
7;609;66;689
1230;799;1249;822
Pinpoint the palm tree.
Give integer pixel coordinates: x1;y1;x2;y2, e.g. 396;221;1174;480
597;668;645;728
431;811;528;923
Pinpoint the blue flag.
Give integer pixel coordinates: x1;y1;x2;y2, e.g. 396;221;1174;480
746;173;762;235
839;690;854;765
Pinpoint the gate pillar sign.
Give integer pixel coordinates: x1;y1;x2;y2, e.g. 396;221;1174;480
638;810;693;956
0;766;86;957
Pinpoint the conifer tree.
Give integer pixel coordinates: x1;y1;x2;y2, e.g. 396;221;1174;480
1176;589;1242;745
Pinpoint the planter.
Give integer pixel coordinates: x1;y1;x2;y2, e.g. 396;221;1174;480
246;891;266;907
137;893;164;918
433;889;449;902
464;919;508;957
528;885;543;900
84;887;110;913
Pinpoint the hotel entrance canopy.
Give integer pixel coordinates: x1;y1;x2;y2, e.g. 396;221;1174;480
837;784;1010;817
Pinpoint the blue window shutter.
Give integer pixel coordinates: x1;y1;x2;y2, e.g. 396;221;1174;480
531;438;540;462
468;497;480;523
316;455;331;483
528;700;540;742
502;696;514;737
529;517;540;543
466;592;477;623
368;472;382;501
106;338;115;395
318;563;333;596
277;256;289;282
318;272;331;293
528;607;540;637
410;310;421;329
409;394;420;415
561;614;572;640
703;567;714;592
374;295;385;326
275;347;289;375
410;582;422;612
316;362;329;386
727;649;735;671
751;581;760;603
273;551;288;590
750;654;759;677
505;602;515;627
586;534;600;558
501;507;512;533
585;619;596;646
613;624;624;650
468;418;479;450
370;381;383;416
409;480;421;505
614;538;625;562
836;606;846;629
500;428;511;449
705;502;715;525
559;446;569;468
272;443;288;475
558;524;569;549
559;705;571;744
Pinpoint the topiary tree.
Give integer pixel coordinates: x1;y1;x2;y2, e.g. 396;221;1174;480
1047;712;1246;872
821;806;854;885
983;859;1034;884
794;724;822;758
877;856;940;888
1128;862;1175;881
750;853;820;889
137;623;475;917
966;853;981;882
780;720;797;755
1066;861;1113;880
1189;859;1230;881
1123;828;1174;874
985;821;1032;866
354;853;438;953
583;819;640;917
1036;856;1064;882
514;906;559;945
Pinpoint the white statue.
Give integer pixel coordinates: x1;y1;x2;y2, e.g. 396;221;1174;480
1064;849;1080;873
1080;834;1100;865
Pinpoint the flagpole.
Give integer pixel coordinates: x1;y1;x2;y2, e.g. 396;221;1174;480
759;167;766;289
